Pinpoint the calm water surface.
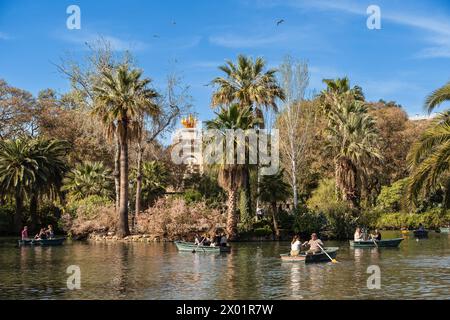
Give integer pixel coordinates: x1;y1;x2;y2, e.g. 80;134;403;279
0;231;449;300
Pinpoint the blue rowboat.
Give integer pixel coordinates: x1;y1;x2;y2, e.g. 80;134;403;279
350;238;404;248
175;241;231;253
280;247;339;263
413;230;429;238
18;238;65;246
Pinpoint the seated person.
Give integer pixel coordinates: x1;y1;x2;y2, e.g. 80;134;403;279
290;235;301;257
371;229;382;241
194;234;202;245
354;227;364;241
46;225;55;239
21;226;29;240
220;233;228;247
34;228;47;240
302;233;324;255
418;223;425;231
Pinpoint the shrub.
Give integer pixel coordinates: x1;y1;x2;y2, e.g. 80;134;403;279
0;204;14;236
293;206;327;236
253;225;273;237
136;197;225;240
376;209;450;229
182;189;203;204
61;195;115;239
376;178;408;213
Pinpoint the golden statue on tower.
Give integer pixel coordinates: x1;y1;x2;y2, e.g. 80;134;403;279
181;114;197;129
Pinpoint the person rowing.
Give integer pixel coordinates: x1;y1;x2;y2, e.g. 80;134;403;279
302;233;324;255
370;229;382;241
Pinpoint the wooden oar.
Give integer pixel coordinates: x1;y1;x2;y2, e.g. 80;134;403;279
317;243;338;264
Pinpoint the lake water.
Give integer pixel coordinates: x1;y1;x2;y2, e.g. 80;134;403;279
0;231;449;300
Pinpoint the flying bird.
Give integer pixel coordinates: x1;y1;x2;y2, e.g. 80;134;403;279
276;19;285;26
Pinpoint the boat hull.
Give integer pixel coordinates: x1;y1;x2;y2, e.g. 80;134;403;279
18;238;65;246
440;227;450;234
280;247;339;264
413;230;429;238
175;241;231;253
350;238;404;248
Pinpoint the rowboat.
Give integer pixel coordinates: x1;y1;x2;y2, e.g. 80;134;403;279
18;238;65;246
413;230;429;238
175;241;231;253
439;227;450;233
280;247;339;264
350;238;403;248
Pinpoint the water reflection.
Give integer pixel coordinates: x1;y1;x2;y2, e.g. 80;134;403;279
0;231;449;300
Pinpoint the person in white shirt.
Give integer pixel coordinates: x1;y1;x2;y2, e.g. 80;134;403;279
290;235;301;257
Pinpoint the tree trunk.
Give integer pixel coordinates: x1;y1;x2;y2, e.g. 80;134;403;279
114;134;121;212
30;193;38;233
14;191;23;234
292;158;298;210
226;188;238;241
118;121;130;238
271;202;280;239
336;157;359;209
135;142;143;223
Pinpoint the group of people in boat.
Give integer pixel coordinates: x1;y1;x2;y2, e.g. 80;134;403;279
290;233;325;257
194;232;228;248
354;227;382;241
21;225;55;241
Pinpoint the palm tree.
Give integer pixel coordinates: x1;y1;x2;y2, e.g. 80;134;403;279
407;81;450;207
93;64;159;237
323;98;382;208
211;55;285;223
0;138;68;232
29;139;69;230
259;169;291;239
0;139;38;232
62;162;113;201
132;161;168;209
206;104;259;239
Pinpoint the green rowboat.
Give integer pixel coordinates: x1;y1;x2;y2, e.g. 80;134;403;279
18;238;65;246
350;238;403;248
280;247;339;264
175;241;231;253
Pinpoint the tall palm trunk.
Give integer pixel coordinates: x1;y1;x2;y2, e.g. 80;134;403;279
114;134;121;211
226;188;238;241
239;167;252;226
14;189;23;233
135;142;143;220
30;193;38;232
271;202;280;239
118;120;130;238
336;157;359;209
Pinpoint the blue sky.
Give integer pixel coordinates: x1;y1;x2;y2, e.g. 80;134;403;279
1;0;450;122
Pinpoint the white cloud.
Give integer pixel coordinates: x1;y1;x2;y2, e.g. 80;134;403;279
265;0;450;59
409;113;438;121
59;32;148;52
